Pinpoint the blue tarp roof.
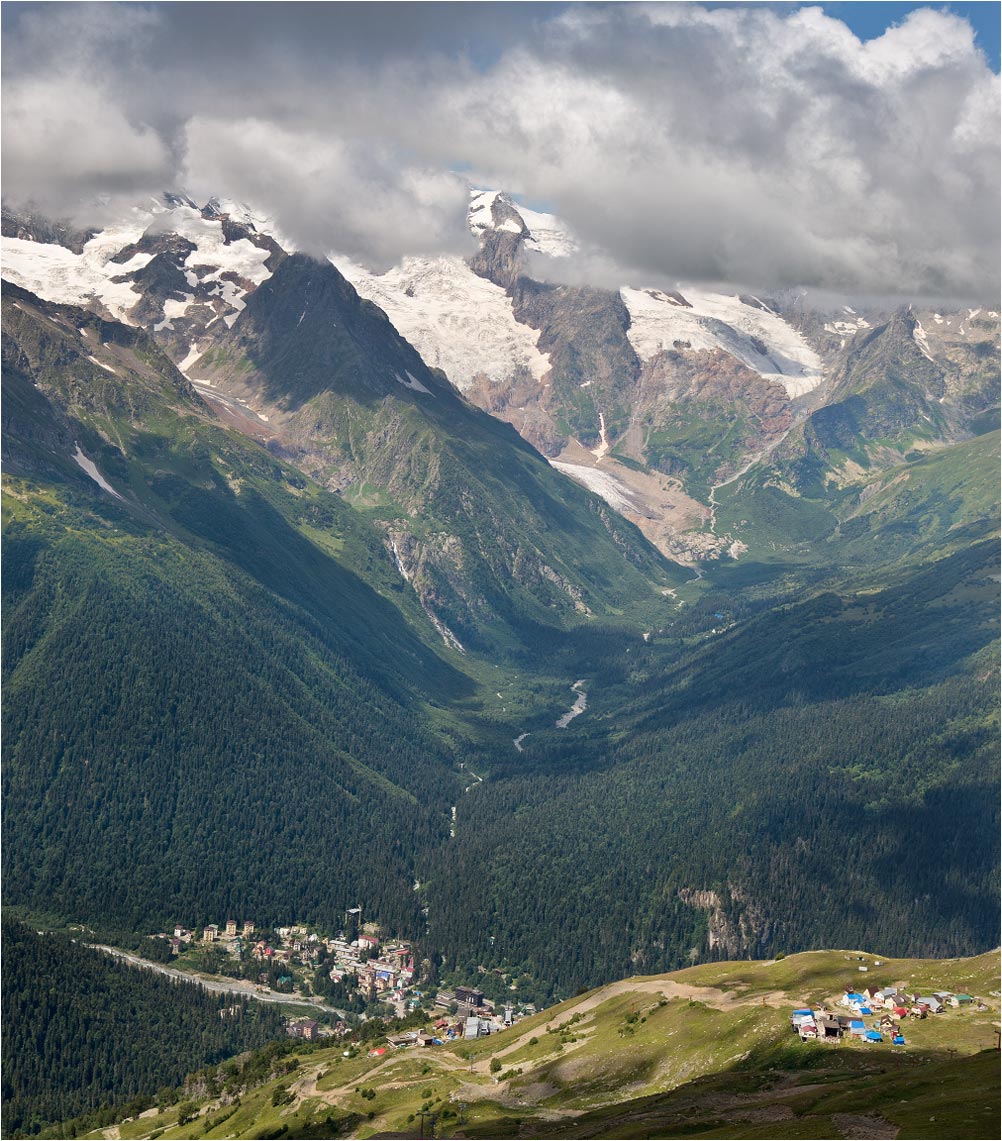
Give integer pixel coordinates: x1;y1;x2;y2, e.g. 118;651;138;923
792;1009;813;1016
865;1030;883;1041
850;1019;865;1028
846;992;864;1001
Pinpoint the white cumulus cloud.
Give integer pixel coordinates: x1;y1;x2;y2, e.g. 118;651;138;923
1;2;997;300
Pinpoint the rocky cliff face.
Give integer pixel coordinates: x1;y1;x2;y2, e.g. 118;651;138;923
678;887;775;959
1;204;95;253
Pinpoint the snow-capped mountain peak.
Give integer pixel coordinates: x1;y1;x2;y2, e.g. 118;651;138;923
468;188;576;258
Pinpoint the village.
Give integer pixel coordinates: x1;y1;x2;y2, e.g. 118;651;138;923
155;913;540;1048
790;964;991;1047
155;923;997;1061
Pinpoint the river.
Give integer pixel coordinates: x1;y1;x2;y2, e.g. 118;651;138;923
555;679;588;728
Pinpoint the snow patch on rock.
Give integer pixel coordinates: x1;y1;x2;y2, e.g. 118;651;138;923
912;319;935;361
72;446;123;498
178;343;203;373
396;370;433;395
87;355;118;374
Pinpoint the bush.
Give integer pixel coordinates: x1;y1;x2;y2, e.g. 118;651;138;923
175;1101;198;1126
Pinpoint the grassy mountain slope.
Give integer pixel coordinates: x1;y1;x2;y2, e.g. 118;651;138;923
709;304;999;566
73;949;1000;1140
712;427;1000;568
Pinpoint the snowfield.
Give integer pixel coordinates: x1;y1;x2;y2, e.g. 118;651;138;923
2;229;150;322
334;252;551;389
72;446;122;498
517;204;577;258
620;286;824;399
164;207;273;287
2;204;274;328
550;460;641;513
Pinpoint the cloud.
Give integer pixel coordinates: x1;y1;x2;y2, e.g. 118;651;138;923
1;2;998;299
1;75;172;220
182;117;473;266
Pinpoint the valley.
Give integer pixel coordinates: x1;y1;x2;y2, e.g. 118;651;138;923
3;2;1000;1137
2;190;998;1139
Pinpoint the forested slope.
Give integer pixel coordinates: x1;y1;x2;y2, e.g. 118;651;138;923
2;284;469;933
1;919;285;1137
428;537;1000;996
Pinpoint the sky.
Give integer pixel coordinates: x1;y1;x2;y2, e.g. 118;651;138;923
2;1;999;301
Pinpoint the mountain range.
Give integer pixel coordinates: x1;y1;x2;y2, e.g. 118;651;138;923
2;188;998;1016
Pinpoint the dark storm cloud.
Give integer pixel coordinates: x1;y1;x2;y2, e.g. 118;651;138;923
2;2;998;298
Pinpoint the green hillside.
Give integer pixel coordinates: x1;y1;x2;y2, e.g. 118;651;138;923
68;949;1000;1141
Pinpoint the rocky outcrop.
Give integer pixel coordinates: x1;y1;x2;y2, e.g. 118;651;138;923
1;205;95;254
679;886;774;958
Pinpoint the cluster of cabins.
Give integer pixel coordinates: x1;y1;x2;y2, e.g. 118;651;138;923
790;985;983;1046
378;986;531;1051
159;917;538;1039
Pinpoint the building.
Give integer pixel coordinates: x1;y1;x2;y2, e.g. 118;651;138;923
243;920;255;937
916;996;944;1013
287;1018;318;1041
456;986;485;1007
204;924;219;943
225;919;238;937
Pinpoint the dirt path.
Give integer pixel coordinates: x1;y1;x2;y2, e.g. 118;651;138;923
285;976;796;1126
